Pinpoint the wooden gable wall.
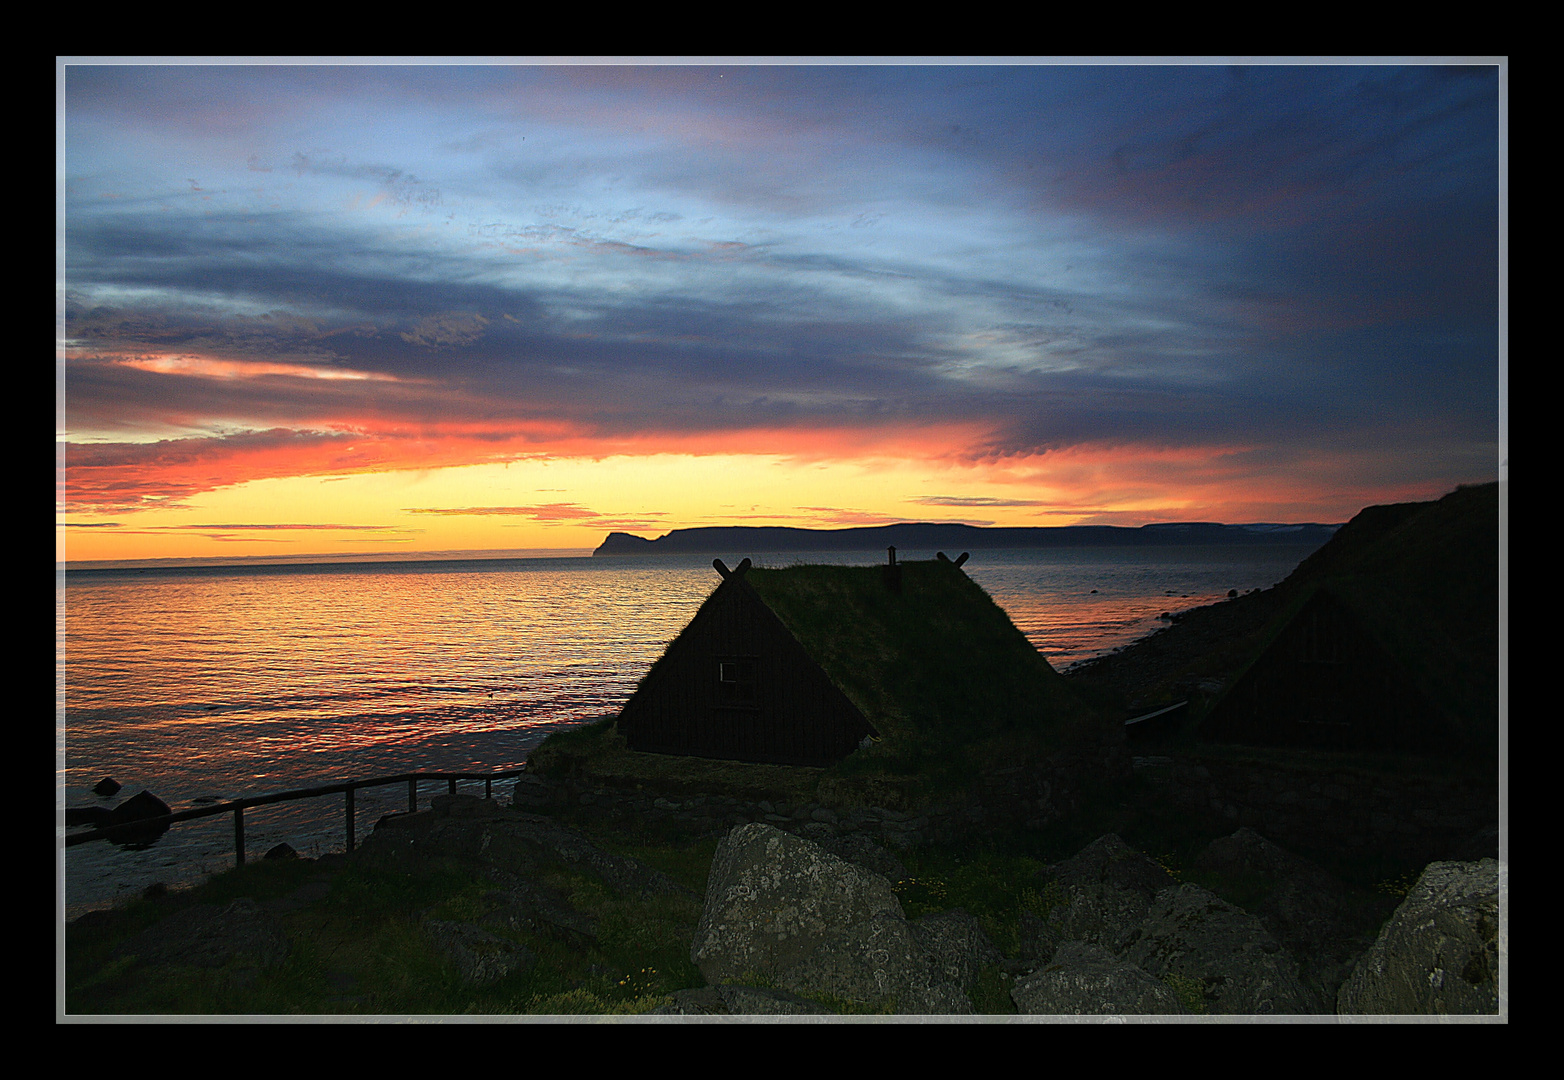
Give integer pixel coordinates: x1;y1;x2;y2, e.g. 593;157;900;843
617;575;874;766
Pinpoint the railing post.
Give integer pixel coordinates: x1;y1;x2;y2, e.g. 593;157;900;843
66;770;526;855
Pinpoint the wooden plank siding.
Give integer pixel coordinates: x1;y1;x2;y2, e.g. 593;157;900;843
618;574;874;766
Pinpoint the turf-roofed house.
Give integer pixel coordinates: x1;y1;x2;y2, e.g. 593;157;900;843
615;550;1101;769
1198;482;1500;758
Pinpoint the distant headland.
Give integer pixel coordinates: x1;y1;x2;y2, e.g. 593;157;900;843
592;521;1342;556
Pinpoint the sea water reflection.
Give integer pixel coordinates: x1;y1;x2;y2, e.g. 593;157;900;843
59;544;1320;915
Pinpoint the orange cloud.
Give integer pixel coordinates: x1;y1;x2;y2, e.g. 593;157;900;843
973;441;1464;524
58;417;1003;514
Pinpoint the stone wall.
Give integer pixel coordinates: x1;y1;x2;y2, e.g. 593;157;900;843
516;773;941;849
516;742;1494;865
513;746;1127;850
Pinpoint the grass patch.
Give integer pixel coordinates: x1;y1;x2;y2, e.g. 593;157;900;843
65;825;707;1016
521;988;671;1015
892;844;1048;960
70;728;1432;1017
1018;880;1066;923
585;830;720;896
969;964;1018;1015
1371;869;1420;900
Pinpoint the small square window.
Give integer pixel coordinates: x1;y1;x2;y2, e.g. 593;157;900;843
716;656;758;706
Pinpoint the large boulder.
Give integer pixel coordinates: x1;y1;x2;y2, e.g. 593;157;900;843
1011;941;1188;1015
812;832;909;883
1194;827;1386;1004
911;909;1003;995
690;822;904;986
102;790;173;848
1337;859;1501;1015
691;823;971;1013
106;789;172;823
65;806;111;827
1124;883;1323;1014
775;913;973;1014
1022;833;1176;962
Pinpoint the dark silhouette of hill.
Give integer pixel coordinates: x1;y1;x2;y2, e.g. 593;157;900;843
593;521;1340;556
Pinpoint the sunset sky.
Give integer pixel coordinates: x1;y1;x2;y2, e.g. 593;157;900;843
57;60;1505;564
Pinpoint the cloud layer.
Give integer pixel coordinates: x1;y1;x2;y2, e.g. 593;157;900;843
60;62;1502;531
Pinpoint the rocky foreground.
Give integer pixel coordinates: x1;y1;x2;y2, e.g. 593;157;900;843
662;821;1501;1016
74;794;1500;1017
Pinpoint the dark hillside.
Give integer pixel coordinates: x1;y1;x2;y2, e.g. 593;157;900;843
593;521;1342;556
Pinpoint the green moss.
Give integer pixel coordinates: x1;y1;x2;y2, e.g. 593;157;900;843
889;845;1052;959
1019;880;1066;922
747;561;1103;767
1162;971;1208;1014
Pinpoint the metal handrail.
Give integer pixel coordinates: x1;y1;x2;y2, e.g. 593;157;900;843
63;768;528;864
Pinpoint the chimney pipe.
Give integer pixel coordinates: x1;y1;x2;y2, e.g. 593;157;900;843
883;546;902;593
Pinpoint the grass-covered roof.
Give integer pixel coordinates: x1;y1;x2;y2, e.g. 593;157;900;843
1318;482;1498;744
1206;482;1500;752
743;558;1101;768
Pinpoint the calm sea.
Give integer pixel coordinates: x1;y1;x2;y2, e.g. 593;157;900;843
57;544;1321;917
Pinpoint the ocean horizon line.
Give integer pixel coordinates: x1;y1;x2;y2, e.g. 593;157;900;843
58;547;599;574
60;517;1347;574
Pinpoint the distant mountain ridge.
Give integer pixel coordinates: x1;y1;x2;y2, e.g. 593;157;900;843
592;520;1341;556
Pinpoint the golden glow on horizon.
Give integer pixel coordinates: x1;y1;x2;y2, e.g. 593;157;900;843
54;438;1428;565
59;418;1000;513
